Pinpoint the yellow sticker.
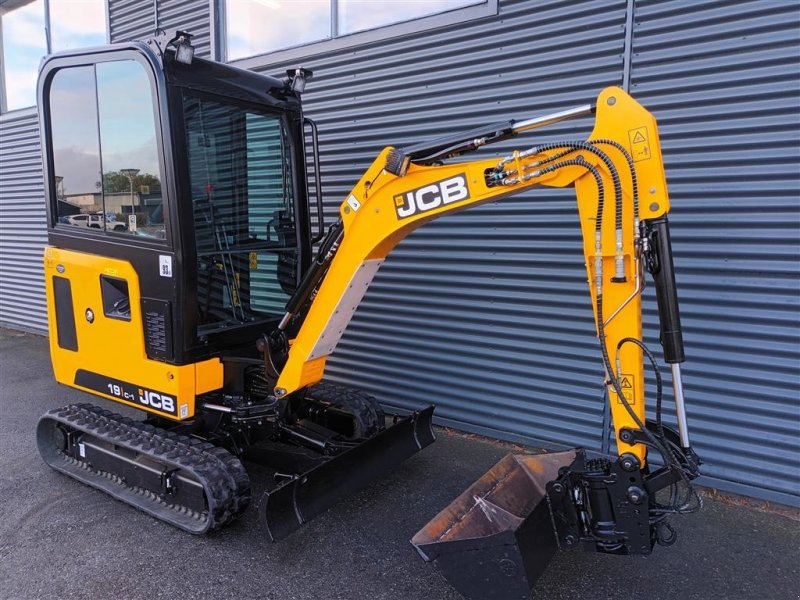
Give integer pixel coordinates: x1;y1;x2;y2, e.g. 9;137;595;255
249;251;258;269
612;374;636;406
628;126;651;162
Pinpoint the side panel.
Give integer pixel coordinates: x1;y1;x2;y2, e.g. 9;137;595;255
44;246;223;420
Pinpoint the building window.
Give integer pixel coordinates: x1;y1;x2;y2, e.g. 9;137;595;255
49;60;164;239
224;0;485;61
48;0;107;52
0;0;46;111
0;0;107;113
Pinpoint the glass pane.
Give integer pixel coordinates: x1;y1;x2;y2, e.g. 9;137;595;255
338;0;482;35
183;92;297;333
49;66;103;228
96;60;164;237
49;0;107;52
225;0;331;60
1;0;46;111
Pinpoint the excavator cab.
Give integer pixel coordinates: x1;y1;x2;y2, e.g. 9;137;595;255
41;33;313;370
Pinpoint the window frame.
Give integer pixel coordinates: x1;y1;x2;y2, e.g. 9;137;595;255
0;0;110;115
215;0;498;67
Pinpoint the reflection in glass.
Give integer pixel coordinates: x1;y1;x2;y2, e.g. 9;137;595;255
183;92;297;332
49;0;107;52
1;0;46;110
338;0;482;34
50;66;102;226
225;0;331;60
96;60;163;237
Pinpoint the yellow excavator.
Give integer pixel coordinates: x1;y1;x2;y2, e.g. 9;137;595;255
36;31;700;599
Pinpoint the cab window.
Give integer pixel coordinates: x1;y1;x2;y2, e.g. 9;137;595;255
182;92;298;334
48;59;165;238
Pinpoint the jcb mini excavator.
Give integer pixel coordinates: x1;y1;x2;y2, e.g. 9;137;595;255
36;31;700;598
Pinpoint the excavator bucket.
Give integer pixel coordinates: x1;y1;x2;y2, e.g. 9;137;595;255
261;406;435;541
411;450;576;600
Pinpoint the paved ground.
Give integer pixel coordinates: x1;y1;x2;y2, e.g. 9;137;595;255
0;329;798;600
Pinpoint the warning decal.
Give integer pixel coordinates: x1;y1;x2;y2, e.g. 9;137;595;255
612;374;636;406
628;126;651;162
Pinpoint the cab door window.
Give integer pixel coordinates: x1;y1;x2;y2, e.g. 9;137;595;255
48;59;165;238
182;92;298;334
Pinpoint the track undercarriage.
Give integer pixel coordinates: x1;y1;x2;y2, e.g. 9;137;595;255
37;383;435;537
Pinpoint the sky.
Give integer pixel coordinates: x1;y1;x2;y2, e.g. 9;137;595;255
1;0;106;111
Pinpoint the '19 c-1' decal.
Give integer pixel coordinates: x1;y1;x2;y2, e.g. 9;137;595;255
74;369;178;416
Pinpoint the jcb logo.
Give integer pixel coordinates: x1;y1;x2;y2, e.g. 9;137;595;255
138;389;176;414
394;174;470;220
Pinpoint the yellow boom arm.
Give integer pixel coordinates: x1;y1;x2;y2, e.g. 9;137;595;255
275;87;672;461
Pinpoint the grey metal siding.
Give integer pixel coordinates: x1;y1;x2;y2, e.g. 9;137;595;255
109;0;155;44
0;111;47;333
110;0;210;57
628;0;800;503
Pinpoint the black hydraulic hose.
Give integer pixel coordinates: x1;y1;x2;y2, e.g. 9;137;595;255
590;138;639;218
617;337;664;435
533;142;622;234
616;336;684;512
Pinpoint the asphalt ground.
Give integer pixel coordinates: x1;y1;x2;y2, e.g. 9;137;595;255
0;328;798;600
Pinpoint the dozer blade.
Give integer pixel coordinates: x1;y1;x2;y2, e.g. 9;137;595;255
411;451;576;600
261;405;435;541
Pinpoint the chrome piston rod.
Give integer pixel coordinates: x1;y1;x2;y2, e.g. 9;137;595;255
671;363;691;448
512;104;595;135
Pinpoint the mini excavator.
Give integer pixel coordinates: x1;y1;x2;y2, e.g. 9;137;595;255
36;31;700;598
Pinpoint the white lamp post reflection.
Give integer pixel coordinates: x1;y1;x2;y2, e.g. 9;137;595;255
120;168;140;230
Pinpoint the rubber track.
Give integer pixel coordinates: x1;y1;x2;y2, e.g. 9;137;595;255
37;403;250;534
306;381;386;439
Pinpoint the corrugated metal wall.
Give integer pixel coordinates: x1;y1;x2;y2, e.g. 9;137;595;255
0;111;47;333
108;0;154;44
110;0;210;57
627;0;800;503
2;0;797;505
